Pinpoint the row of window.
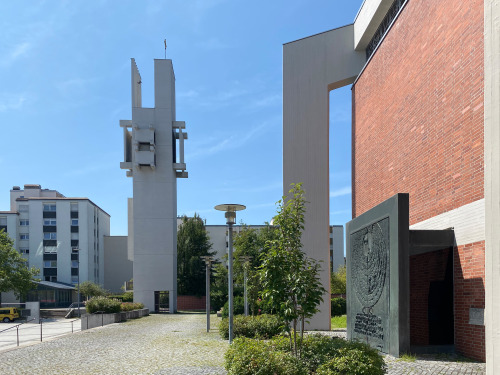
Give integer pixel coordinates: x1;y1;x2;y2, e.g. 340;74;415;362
19;219;78;227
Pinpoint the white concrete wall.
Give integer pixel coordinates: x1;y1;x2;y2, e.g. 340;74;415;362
283;25;365;330
103;236;132;293
330;225;344;272
130;59;179;312
354;0;395;50
484;1;500;372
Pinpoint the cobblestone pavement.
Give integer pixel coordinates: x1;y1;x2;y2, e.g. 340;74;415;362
0;315;486;374
0;313;227;375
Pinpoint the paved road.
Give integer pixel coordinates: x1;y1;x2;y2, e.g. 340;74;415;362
0;314;486;374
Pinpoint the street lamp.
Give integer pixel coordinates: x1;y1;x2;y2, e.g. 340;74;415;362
214;204;246;344
200;255;214;333
239;256;253;316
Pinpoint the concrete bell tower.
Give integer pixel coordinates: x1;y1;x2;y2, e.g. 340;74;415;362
120;58;188;312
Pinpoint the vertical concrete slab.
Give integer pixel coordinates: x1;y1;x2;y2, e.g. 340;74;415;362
346;193;409;357
484;1;500;373
283;25;365;329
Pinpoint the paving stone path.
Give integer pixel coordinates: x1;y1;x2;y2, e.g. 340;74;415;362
0;313;486;374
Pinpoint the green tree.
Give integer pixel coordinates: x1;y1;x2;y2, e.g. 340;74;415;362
233;223;277;315
177;214;215;296
79;281;107;300
260;183;326;357
0;231;39;298
331;265;346;295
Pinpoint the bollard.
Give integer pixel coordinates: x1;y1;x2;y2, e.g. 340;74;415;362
16;326;19;347
40;320;43;342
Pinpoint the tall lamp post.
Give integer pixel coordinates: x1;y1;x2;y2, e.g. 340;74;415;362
200;255;213;333
239;256;253;316
214;204;246;344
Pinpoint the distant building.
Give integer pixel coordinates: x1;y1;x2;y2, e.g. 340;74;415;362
0;184;110;307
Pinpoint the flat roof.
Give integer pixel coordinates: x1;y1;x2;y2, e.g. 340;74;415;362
15;197;111;217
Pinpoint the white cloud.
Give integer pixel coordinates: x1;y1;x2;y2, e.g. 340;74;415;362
178;90;200;99
329;186;351;198
0;94;27;112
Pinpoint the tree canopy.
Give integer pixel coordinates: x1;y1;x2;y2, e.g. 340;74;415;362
259;183;326;357
177;214;215;296
331;265;346;295
79;280;108;300
0;230;39;298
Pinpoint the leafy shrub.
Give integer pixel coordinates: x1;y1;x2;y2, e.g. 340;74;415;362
85;297;122;314
120;302;144;311
221;295;244;318
122;291;133;302
331;297;346;317
224;337;307;375
315;343;387;375
219;314;283;339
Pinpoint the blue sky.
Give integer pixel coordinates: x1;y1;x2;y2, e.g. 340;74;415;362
0;0;363;235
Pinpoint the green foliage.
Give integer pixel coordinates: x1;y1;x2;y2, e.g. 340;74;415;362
331;315;347;329
221;295;244;318
331;265;346;295
219;314;283;339
79;281;108;300
85;297;122;314
177;214;215;296
210;263;229;312
122;291;133;302
397;353;417;362
0;231;39;298
224;337;307;375
331;297;346;317
259;183;327;357
120;302;144;311
315;344;387;375
224;335;386;375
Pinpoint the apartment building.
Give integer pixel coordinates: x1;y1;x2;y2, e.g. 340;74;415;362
0;184;110;296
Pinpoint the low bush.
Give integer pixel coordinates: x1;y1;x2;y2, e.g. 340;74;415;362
86;297;122;314
331;297;346;317
120;302;144;311
221;296;244;318
316;344;387;375
224;337;307;375
225;334;386;375
122;291;134;302
219;314;283;339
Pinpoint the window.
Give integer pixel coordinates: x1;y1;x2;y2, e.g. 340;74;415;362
43;246;57;254
20;233;29;240
43;204;56;212
43;233;57;240
20;219;29;226
71;219;78;226
43;219;56;226
44;260;57;268
0;217;7;225
44;276;57;282
18;205;28;212
20;248;29;254
71;260;79;268
71;276;78;284
70;203;78;212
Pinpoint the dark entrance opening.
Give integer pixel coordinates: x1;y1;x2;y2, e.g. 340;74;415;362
154;291;169;313
428;248;454;345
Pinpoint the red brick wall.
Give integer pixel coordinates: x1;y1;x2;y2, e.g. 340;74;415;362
409;249;451;346
454;241;485;361
352;0;485;360
177;295;206;311
352;0;484;224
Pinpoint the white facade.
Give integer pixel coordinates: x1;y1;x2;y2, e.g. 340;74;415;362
330;225;344;272
121;59;187;312
0;184;109;288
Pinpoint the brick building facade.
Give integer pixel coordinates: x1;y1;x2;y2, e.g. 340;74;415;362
352;0;485;361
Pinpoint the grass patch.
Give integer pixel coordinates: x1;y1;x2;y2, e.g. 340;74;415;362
398;353;417;362
331;314;347;329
